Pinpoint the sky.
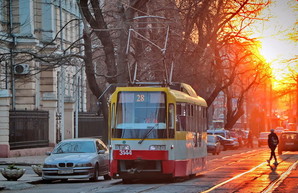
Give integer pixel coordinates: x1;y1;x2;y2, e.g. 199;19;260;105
250;0;297;86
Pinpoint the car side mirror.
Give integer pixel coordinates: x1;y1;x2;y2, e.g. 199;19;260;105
98;150;105;154
45;151;51;156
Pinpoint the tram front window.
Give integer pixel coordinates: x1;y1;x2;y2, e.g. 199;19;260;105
113;91;167;139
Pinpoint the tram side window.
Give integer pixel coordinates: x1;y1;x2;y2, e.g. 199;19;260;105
190;104;195;132
186;104;190;131
198;106;203;146
176;103;198;132
193;105;198;146
203;107;207;131
176;103;186;131
168;103;175;138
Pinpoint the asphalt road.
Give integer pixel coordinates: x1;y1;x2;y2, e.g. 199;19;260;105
1;146;297;193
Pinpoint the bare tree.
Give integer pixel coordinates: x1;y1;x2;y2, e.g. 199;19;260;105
170;0;270;129
1;0;272;129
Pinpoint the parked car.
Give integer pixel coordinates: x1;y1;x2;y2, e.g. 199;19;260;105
230;130;244;147
207;135;222;155
207;129;231;139
258;132;270;147
42;138;111;182
278;131;298;155
217;135;239;150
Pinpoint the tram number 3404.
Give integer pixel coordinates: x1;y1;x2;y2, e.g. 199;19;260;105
119;149;133;155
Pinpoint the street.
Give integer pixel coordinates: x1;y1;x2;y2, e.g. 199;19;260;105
1;146;297;193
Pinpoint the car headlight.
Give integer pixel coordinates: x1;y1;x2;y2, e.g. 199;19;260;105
43;164;57;168
115;144;131;150
76;163;92;167
149;145;166;150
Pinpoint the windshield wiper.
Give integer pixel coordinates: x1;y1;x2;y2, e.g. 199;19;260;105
138;123;158;144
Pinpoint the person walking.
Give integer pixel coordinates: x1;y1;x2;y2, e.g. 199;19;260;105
267;129;279;166
247;131;253;148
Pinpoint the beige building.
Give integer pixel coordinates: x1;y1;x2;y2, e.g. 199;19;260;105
0;0;86;157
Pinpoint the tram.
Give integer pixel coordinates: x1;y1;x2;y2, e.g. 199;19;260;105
108;82;208;182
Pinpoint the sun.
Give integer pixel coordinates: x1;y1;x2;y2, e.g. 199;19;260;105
258;36;296;82
251;0;297;88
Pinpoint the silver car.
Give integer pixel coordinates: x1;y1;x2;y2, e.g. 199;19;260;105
42;138;110;182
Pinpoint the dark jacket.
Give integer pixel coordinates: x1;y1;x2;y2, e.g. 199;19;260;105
268;133;279;148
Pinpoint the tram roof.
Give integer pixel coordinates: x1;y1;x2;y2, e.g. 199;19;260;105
112;83;207;107
169;89;207;107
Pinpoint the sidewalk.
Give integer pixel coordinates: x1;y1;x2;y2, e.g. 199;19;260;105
0;155;47;166
0;155;47;191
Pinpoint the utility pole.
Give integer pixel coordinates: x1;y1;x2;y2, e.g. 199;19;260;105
57;0;65;141
8;0;16;110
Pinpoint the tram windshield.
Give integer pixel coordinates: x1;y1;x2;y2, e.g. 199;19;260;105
112;91;167;139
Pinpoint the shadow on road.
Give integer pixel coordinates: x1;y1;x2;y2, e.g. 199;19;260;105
268;165;280;182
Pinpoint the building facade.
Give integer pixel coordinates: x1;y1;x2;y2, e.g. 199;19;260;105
0;0;86;157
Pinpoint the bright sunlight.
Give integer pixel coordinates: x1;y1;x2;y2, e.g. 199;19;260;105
251;0;298;88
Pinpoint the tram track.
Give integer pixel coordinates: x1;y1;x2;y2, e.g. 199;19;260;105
262;159;298;193
202;148;267;174
200;151;298;193
101;150;297;193
201;162;267;193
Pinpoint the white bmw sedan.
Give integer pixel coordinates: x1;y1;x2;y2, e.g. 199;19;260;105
42;138;110;182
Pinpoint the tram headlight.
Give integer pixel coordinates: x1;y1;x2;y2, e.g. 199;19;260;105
149;145;166;150
115;144;131;150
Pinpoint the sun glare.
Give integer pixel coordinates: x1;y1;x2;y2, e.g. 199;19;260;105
251;0;297;89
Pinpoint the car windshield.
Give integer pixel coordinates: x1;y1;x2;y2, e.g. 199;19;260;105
260;133;269;138
230;132;237;137
207;135;216;143
52;141;96;154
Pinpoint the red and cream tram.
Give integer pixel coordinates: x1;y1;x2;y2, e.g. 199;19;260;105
108;83;208;182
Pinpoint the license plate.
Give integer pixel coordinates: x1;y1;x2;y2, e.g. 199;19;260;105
285;142;294;146
58;169;73;174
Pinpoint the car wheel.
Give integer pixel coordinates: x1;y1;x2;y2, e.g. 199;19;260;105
90;164;99;182
104;174;111;180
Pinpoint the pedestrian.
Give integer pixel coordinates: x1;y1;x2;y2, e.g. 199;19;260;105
247;131;253;148
267;129;279;166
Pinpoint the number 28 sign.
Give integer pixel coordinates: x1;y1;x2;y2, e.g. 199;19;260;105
136;94;145;102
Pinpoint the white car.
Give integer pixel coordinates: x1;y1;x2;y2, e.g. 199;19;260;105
42;138;110;182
